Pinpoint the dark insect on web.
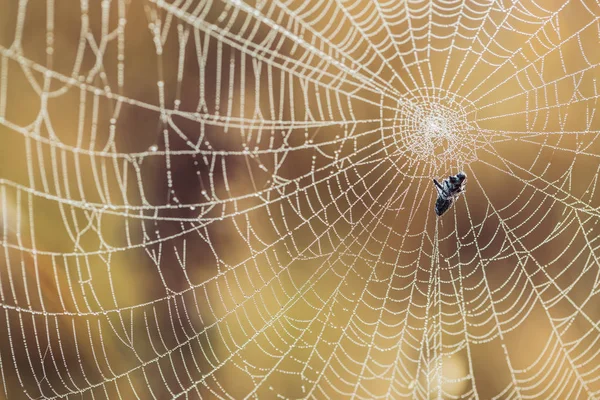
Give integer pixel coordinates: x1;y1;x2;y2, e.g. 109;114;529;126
432;172;466;217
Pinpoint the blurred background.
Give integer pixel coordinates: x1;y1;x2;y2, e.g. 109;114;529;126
0;0;600;398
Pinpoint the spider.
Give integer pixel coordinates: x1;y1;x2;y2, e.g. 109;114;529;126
433;172;466;216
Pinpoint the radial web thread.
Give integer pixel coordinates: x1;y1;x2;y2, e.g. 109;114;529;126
1;0;600;399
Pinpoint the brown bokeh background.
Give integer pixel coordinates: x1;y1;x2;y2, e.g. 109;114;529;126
1;0;600;399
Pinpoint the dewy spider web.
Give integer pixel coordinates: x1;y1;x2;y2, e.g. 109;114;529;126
0;0;600;398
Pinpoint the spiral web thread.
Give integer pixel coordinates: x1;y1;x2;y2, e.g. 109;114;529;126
1;0;600;398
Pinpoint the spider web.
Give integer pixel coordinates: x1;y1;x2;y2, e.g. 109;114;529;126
0;0;600;398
